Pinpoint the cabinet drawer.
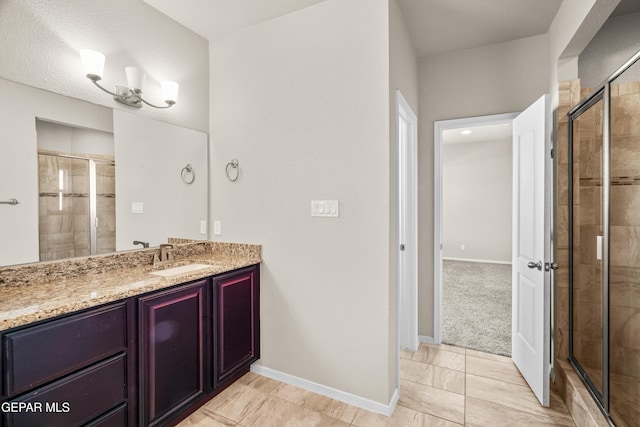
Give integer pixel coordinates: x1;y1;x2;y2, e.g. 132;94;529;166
4;302;127;397
85;404;128;427
4;354;127;427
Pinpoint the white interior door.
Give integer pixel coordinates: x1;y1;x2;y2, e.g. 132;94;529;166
512;94;550;407
397;90;418;352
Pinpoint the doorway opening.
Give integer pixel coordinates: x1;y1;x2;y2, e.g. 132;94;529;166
434;113;518;356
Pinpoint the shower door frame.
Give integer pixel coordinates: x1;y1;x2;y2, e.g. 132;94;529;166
567;48;640;422
567;88;609;414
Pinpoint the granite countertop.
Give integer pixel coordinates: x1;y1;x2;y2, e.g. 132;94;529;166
0;241;261;332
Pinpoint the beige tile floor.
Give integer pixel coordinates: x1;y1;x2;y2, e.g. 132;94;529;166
178;343;576;426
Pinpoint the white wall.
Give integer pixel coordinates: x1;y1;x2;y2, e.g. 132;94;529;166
114;110;208;250
389;0;418;391
0;0;208;132
442;139;512;262
210;0;394;406
579;11;640;88
417;34;549;337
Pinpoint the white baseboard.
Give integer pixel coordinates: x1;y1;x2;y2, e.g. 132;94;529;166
443;257;511;265
419;335;434;344
251;364;399;416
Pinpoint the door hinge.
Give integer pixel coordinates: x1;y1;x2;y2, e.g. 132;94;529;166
550;148;554;158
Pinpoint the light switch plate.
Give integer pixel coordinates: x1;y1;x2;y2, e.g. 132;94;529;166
311;200;339;217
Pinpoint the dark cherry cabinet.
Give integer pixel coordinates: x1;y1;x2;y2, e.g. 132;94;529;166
1;300;134;427
213;266;260;387
138;279;208;427
6;355;127;427
0;264;260;427
4;303;128;397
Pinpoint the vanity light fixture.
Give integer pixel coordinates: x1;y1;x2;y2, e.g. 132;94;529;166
79;49;179;109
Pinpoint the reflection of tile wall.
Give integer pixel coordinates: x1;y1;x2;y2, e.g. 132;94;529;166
38;155;83;261
38;155;116;261
96;162;116;254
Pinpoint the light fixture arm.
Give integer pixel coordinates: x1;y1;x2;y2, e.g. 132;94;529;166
88;75;119;98
86;74;175;109
140;97;175;109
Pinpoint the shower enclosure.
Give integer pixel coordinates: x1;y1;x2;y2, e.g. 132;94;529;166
38;153;115;261
568;50;640;426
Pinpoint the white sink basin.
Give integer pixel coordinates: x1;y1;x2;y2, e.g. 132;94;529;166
150;263;210;277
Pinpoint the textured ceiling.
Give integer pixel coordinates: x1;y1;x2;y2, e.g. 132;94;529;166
0;0;210;132
397;0;563;56
145;0;563;58
143;0;328;41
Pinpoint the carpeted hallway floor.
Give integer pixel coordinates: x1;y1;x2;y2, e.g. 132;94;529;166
442;260;512;356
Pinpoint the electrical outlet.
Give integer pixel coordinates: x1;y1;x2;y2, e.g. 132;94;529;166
200;220;207;234
213;221;222;236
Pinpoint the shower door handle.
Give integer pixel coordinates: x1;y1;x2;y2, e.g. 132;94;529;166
527;261;542;270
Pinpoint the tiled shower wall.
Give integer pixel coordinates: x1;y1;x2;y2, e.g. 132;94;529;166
557;77;640;426
608;78;640;426
556;80;581;362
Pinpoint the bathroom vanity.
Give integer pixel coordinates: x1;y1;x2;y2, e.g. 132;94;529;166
0;242;261;427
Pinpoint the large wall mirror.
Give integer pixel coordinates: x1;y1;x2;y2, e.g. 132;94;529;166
0;1;209;268
0;77;208;267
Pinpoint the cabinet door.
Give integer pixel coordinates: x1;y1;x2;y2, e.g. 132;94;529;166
213;265;260;387
138;279;208;427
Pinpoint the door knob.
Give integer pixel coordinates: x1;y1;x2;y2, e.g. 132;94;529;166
527;261;542;270
400;244;406;251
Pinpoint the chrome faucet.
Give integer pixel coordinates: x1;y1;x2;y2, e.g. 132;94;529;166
133;240;149;248
159;244;174;262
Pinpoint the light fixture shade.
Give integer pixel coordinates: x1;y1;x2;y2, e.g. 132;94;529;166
79;49;105;80
161;81;179;104
125;67;146;92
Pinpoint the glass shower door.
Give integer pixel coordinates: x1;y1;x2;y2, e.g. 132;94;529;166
569;94;606;400
38;154;91;261
609;58;640;427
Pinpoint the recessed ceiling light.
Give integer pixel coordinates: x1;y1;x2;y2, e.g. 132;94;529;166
461;130;472;135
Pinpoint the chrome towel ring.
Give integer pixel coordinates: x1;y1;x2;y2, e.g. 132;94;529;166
181;164;195;184
225;159;239;182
